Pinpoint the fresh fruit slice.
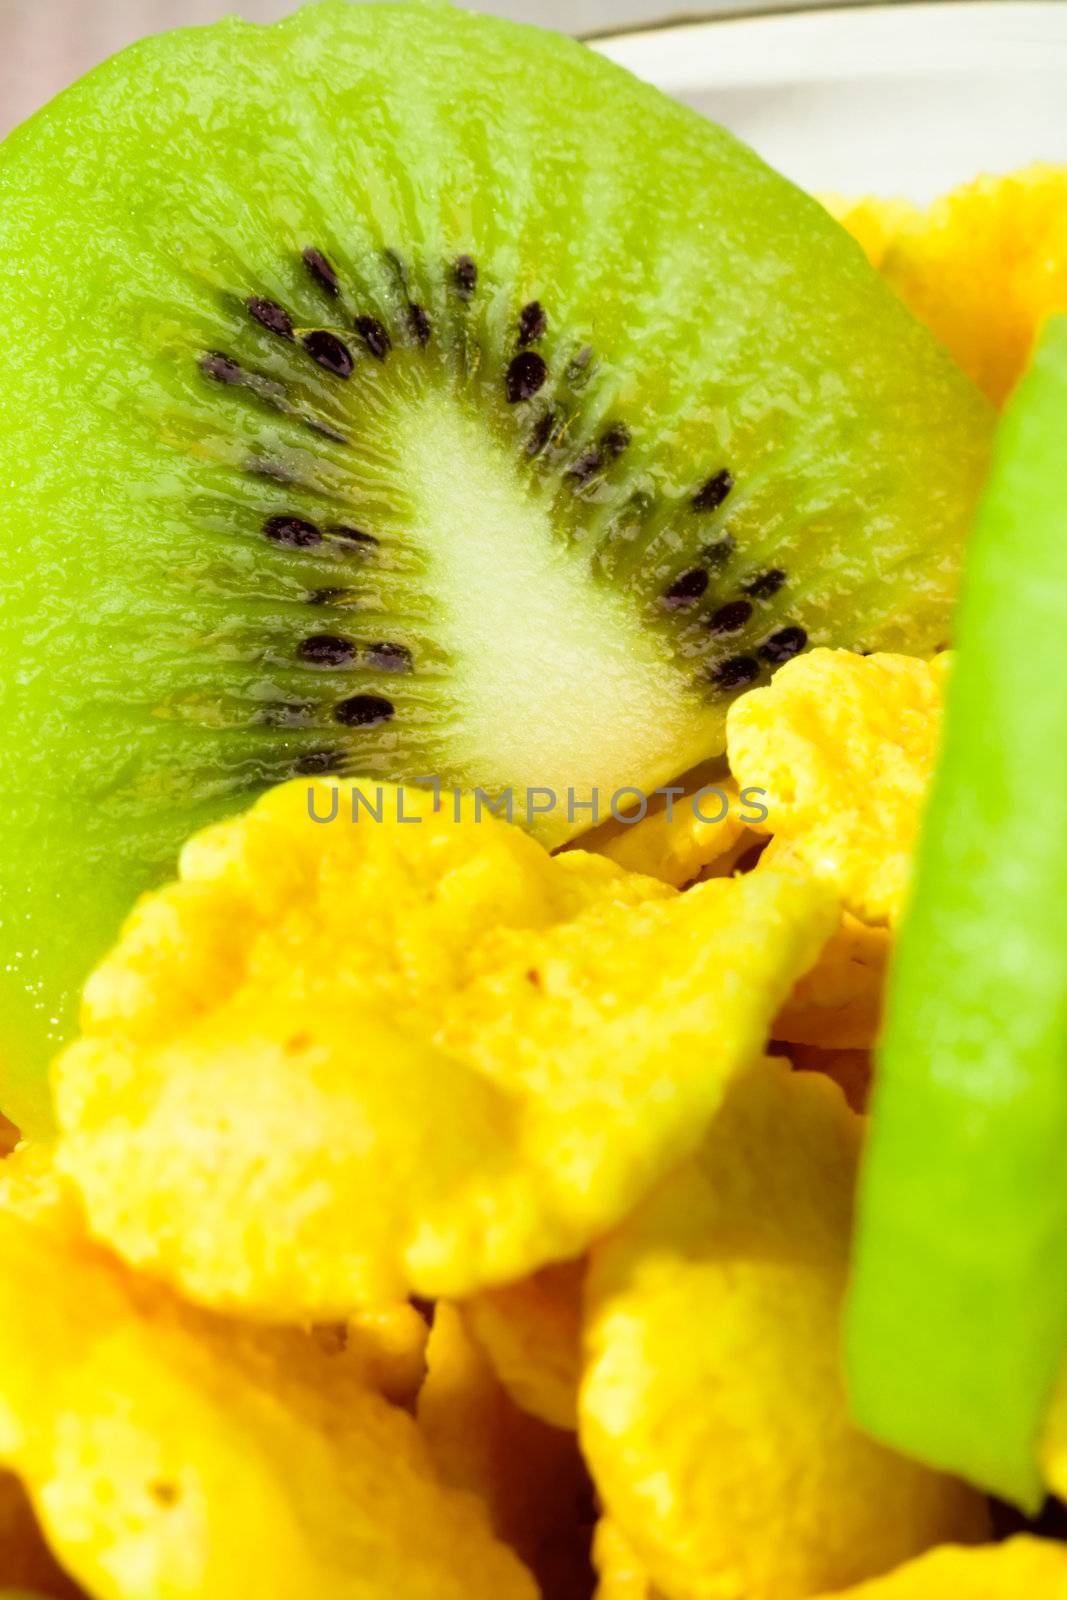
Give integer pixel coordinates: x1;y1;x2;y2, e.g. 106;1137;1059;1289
0;1;991;1128
847;315;1067;1507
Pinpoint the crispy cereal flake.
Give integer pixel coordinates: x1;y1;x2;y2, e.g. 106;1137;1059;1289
870;165;1067;405
418;1303;595;1597
593;1519;660;1600
325;1303;430;1409
0;1154;536;1600
463;1258;586;1430
823;194;921;271
774;913;891;1050
728;650;948;926
825;1537;1067;1597
788;1043;873;1114
582;778;762;888
579;1063;987;1600
53;780;836;1317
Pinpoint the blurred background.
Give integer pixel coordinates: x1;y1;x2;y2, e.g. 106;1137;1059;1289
0;0;769;138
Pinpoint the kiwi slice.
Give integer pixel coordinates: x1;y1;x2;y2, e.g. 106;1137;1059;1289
847;316;1067;1509
0;1;991;1130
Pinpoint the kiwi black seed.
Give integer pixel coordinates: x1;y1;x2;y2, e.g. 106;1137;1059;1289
525;409;559;458
708;600;753;635
453;254;478;298
355;316;391;361
600;423;631;461
703;535;736;570
663;568;710;608
247;296;295;339
505;350;548;403
568;446;603;486
365;642;413;673
298;634;359;667
565;345;595;387
301;329;354;378
409;304;433;346
334;694;396;728
331;525;378;547
517;300;547;346
743;568;787;600
303;245;340;297
760;626;808;663
712;656;761;688
692;469;734;513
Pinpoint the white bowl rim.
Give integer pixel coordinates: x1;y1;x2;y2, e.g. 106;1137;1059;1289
591;1;1067;86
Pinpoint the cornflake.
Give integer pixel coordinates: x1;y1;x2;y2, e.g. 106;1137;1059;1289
463;1257;585;1430
580;1063;987;1600
593;1518;662;1599
0;1152;536;1600
834;165;1067;405
773;914;890;1052
54;780;836;1317
418;1303;594;1597
728;650;948;927
589;1525;1067;1600
582;777;761;888
824;1537;1067;1597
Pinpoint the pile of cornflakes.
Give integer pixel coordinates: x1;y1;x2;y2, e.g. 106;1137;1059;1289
3;169;1067;1600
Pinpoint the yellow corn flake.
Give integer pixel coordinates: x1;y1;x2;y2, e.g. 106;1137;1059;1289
593;1519;661;1600
54;779;837;1318
822;194;921;271
0;1153;536;1600
580;1062;988;1600
728;650;948;926
1;1136;429;1411
0;1469;80;1599
788;1043;873;1114
418;1303;595;1598
0;1147;79;1236
463;1257;585;1430
581;778;764;889
774;913;891;1051
880;165;1067;405
825;1537;1067;1597
322;1303;430;1410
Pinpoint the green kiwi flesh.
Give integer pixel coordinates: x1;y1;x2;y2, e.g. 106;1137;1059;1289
0;0;992;1131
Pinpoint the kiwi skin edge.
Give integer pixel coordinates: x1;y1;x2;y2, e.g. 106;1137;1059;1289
848;316;1067;1513
0;1;993;1132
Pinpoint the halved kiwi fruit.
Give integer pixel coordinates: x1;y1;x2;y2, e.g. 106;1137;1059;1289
0;1;991;1130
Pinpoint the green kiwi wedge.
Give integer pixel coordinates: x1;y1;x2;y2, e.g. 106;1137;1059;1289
0;0;991;1132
